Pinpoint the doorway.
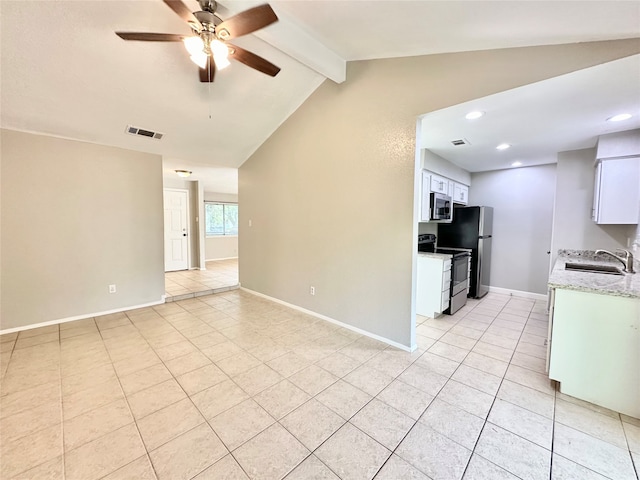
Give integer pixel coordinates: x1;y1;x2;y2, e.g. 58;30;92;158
163;188;190;272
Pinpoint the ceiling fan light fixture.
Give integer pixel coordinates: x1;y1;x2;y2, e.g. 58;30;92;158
213;55;230;70
175;170;192;178
183;36;205;56
190;52;208;69
211;39;230;70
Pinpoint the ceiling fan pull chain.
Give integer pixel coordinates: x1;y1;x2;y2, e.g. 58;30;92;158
208;82;212;119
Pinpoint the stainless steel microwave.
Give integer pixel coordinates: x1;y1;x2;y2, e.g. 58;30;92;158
430;192;452;221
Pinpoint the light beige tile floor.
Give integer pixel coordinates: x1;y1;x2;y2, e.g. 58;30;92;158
165;258;239;301
1;291;639;479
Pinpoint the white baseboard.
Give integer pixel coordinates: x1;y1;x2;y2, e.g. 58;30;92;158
0;297;166;335
241;287;414;352
205;256;239;262
487;286;547;302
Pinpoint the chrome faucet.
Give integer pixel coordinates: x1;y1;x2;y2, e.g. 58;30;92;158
595;249;635;273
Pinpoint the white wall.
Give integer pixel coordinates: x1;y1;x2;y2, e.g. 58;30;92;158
551;147;635;263
596;128;640;159
203;192;239;261
205;193;238;203
1;129;165;330
205;237;238;261
422;149;471;185
469;164;557;295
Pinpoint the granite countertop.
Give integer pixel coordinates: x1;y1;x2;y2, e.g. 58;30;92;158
548;250;640;299
417;252;452;260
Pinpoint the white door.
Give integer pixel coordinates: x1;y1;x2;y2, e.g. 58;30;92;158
164;189;189;272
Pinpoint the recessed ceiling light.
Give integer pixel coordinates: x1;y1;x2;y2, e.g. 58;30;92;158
607;113;632;122
465;111;485;120
511;161;523;167
496;143;511;150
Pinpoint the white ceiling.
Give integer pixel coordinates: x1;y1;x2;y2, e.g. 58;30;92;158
420;54;640;172
274;1;640;61
1;1;639;193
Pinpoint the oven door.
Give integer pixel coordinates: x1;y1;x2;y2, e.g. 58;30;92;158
430;193;452;220
451;254;470;296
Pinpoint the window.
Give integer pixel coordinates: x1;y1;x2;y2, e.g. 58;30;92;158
205;203;238;236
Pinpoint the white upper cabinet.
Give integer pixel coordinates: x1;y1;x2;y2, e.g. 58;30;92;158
592;156;640;224
420;170;431;222
430;173;449;194
453;183;469;205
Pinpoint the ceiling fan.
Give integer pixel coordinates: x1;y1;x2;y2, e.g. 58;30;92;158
116;0;280;83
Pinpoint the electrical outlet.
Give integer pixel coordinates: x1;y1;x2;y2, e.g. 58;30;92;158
310;286;315;296
249;219;252;227
109;284;116;294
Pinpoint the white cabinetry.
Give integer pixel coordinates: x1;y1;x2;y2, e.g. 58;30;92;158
420;170;471;221
548;288;640;418
420;171;431;222
430;173;448;194
416;254;451;317
453;183;469;205
592;156;640;224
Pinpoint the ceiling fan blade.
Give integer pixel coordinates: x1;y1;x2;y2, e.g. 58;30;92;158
116;32;185;42
216;4;277;40
199;56;216;83
163;0;202;30
228;44;280;77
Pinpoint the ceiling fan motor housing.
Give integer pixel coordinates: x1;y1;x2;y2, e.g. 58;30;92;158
194;10;221;32
198;0;217;13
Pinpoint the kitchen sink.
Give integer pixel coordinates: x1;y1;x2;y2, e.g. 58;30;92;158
565;263;624;275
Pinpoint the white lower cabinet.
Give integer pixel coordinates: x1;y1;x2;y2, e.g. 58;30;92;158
416;255;452;317
548;288;640;418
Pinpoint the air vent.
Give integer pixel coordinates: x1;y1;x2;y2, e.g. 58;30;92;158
451;138;470;146
126;125;164;140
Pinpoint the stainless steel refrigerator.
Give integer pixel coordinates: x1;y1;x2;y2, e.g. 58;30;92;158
437;206;493;299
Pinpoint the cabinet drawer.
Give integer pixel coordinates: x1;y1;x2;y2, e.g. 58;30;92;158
442;269;451;287
443;259;452;271
441;290;450;309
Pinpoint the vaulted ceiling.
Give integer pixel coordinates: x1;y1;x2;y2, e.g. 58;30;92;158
2;1;639;192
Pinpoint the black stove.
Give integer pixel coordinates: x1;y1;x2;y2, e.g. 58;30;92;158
418;234;470;258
